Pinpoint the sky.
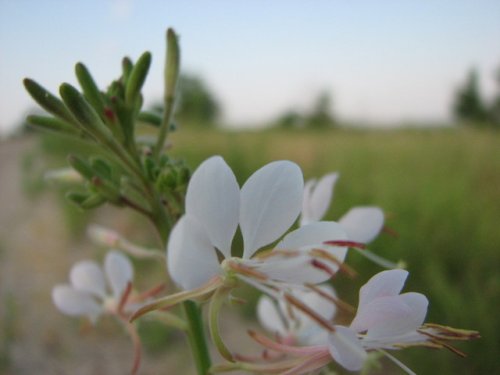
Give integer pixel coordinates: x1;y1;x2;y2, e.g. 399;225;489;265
1;0;500;134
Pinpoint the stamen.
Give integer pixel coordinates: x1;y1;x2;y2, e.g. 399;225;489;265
305;283;356;314
283;293;336;332
417;329;468;357
421;323;481;340
310;248;358;278
255;249;301;260
324;240;367;249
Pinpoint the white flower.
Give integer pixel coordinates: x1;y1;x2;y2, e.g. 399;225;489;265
328;269;429;372
257;284;337;346
167;156;349;292
52;250;134;323
301;172;385;244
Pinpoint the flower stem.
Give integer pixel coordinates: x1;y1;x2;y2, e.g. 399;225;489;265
183;300;212;374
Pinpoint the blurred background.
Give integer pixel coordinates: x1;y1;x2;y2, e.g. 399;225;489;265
1;1;499;374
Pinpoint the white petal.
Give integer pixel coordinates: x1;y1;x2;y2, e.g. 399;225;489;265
351;295;411;334
398;292;428;328
70;260;106;299
300;178;317;226
302;173;339;225
256;254;324;284
276;221;348;282
52;285;103;322
185;156;240;257
328;326;367;372
167;215;222;290
240;160;303;258
257;295;287;336
358;269;408;309
339;206;384;243
105;250;133;299
352;293;427;339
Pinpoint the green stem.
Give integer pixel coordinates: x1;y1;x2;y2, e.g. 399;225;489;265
154;96;175;161
183;300;212;374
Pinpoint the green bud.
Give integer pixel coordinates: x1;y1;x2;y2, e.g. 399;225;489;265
157;170;177;191
27;115;78;135
67;155;94;180
165;28;180;103
137;111;162;127
59;83;112;139
122;57;133;83
75;62;105;116
125;51;151;107
23;78;75;123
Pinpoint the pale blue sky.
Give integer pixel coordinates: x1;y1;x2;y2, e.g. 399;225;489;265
1;0;499;133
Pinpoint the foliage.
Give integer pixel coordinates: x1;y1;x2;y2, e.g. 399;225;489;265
274;91;336;129
151;73;220;127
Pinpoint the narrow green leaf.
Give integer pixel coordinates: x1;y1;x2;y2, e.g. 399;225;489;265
27;115;78;134
67;155;94;180
125;51;151;106
90;157;112;179
66;191;105;209
23;78;75;123
80;193;107;209
59;83;112;139
75;62;105;116
137;111;162;127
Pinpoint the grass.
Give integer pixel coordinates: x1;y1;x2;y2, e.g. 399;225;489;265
26;125;500;373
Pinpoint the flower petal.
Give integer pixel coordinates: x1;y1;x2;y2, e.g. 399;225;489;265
338;206;384;243
240;160;303;258
358;269;408;309
301;173;339;225
275;221;348;283
52;285;103;323
328;326;367;371
185;156;240;257
353;294;427;340
70;260;106;299
105;250;134;299
167;215;221;290
257;295;288;336
398;292;428;329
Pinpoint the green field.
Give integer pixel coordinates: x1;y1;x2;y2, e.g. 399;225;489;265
165;126;500;374
30;126;500;373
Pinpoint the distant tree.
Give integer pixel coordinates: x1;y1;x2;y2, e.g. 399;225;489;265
452;69;488;125
275;110;303;129
489;67;500;127
175;74;220;126
150;73;220;127
305;91;335;129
